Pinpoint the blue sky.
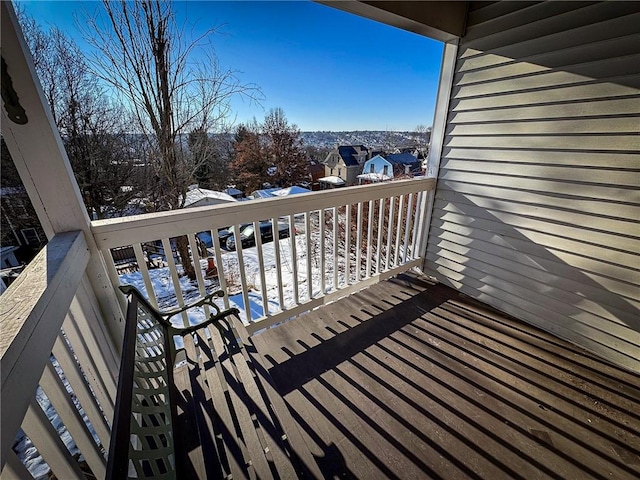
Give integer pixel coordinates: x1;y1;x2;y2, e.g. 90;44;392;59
16;1;443;131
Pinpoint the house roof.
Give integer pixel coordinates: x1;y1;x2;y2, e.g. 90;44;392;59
183;187;237;207
251;188;281;199
338;145;368;166
319;176;346;185
357;173;392;182
271;186;311;196
386;153;419;165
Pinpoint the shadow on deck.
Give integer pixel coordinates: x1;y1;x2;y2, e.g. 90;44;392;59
253;273;640;479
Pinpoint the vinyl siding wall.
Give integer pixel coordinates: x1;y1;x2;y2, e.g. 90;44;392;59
425;1;640;371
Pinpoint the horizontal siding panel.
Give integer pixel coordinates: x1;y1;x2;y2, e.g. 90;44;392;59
464;2;604;42
429;226;640;313
425;264;640;372
429;1;640;371
434;207;638;258
465;1;540;29
425;246;639;334
449;98;640;123
430;214;640;270
456;35;639;82
433;204;640;285
436;181;640;223
441;148;640;168
450;83;640;110
446;117;640;136
439;159;640;187
438;171;640;204
464;8;640;55
444;134;639;152
435;188;639;235
453;56;640;99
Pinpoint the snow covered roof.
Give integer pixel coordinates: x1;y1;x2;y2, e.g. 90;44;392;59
319;176;346;185
183;187;237;207
357;173;392;182
271;186;311;196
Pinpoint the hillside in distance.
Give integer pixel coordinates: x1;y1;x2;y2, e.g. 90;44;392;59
299;130;425;149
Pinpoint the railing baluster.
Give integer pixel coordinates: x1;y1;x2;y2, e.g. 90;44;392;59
133;243;159;309
187;233;211;318
22;396;87;479
319;209;326;295
386;196;396;271
211;228;230;310
376;197;385;274
160;238;188;326
355;202;363;282
52;332;111;449
305;210;313;301
332;206;339;291
394;195;405;267
234;223;253;325
103;249;127;315
403;193;414;264
366;200;374;278
40;361;106;479
345;204;352;285
3;450;33;479
411;191;423;259
62;309;116;420
254;220;269;317
289;214;299;305
271;217;285;312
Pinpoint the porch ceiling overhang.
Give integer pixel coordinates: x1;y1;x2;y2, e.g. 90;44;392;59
316;0;468;43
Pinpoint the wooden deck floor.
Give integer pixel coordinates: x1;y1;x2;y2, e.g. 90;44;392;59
253;273;640;480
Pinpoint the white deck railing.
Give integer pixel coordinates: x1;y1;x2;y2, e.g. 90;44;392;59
1;231;116;479
0;177;434;478
92;177;435;334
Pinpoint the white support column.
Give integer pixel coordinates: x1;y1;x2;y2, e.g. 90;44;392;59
419;41;459;270
0;2;124;349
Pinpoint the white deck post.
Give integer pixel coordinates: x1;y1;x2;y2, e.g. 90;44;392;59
0;3;124;352
419;41;458;267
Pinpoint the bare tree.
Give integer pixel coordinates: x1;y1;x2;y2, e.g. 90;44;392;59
83;0;261;279
16;8;144;220
263;107;309;188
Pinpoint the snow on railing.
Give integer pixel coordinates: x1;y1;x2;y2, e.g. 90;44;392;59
92;177;435;335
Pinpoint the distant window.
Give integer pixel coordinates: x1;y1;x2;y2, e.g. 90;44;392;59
330;168;334;175
338;168;342;176
383;165;389;176
21;228;40;246
370;164;375;173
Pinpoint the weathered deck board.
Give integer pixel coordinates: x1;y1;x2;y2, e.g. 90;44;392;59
254;272;640;480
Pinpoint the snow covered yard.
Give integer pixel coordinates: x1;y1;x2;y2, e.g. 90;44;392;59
118;232;341;328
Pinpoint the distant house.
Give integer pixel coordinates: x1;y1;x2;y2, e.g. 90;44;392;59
357;154;393;184
322;145;370;187
223;187;244;199
250;187;281;199
183;185;238;208
271;186;311;197
357;153;422;184
386;152;422;177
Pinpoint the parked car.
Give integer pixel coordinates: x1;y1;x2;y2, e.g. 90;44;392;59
225;221;291;250
197;225;250;250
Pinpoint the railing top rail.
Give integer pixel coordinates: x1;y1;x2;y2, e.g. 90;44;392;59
91;177;434;250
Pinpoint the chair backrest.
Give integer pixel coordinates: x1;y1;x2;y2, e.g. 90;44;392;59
107;289;177;480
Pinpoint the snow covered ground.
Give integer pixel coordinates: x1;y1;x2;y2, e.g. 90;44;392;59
118;233;342;328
